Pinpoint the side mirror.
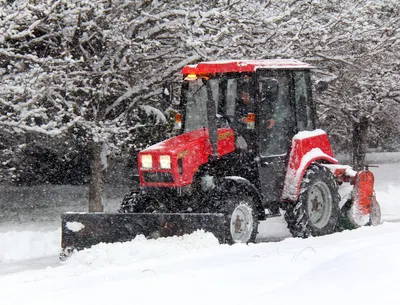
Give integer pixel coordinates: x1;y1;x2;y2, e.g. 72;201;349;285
163;82;181;105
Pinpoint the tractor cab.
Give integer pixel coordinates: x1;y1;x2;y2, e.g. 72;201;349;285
176;60;316;205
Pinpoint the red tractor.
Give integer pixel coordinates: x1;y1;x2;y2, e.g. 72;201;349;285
61;59;381;254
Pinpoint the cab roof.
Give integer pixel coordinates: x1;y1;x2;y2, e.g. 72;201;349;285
181;59;313;75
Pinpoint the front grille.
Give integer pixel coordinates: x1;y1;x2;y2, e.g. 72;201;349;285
143;172;174;183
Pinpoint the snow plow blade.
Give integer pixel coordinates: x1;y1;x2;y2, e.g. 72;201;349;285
61;212;226;256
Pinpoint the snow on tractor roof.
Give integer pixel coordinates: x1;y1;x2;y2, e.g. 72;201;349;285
181;59;313;74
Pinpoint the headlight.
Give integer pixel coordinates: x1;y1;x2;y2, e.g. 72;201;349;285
141;154;153;169
159;155;171;169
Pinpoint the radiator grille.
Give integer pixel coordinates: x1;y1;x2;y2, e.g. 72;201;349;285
143;172;174;183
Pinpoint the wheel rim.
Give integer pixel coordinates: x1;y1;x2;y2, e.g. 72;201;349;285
307;181;332;229
230;202;254;243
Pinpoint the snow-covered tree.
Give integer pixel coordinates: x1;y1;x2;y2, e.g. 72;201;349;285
1;0;399;207
281;0;400;157
0;0;286;209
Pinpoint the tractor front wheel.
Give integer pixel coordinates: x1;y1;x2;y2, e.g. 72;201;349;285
285;164;340;238
119;191;165;213
221;193;258;244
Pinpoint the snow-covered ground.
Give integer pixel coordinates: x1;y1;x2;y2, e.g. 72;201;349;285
1;152;400;305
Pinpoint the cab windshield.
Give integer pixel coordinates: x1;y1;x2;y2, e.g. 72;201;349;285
182;76;242;133
182;79;210;132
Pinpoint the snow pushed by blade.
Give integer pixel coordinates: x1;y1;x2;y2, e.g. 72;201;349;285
66;230;220;267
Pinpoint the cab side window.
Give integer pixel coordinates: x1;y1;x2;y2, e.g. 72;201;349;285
294;71;314;131
258;72;294;156
226;79;237;118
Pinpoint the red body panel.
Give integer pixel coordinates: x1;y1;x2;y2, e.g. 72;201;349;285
181;59;313;75
138;128;235;187
282;130;338;201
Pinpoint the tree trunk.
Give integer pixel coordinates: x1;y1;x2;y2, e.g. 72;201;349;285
88;140;107;212
352;116;369;171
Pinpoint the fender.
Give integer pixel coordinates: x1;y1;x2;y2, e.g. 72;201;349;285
221;176;266;221
281;130;338;202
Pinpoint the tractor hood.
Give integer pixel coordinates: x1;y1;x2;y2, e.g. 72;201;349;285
138;128;235;187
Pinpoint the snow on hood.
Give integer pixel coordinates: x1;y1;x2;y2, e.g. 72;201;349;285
65;222;85;232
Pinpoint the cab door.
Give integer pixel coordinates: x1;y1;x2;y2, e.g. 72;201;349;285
256;71;296;206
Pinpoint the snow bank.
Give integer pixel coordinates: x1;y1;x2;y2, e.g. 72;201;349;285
376;185;400;221
3;223;400;305
0;229;60;263
0;228;220;266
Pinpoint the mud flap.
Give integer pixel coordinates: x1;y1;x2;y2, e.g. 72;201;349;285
61;212;226;256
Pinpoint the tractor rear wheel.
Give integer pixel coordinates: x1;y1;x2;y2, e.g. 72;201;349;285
221;193;258;244
285;164;340;238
